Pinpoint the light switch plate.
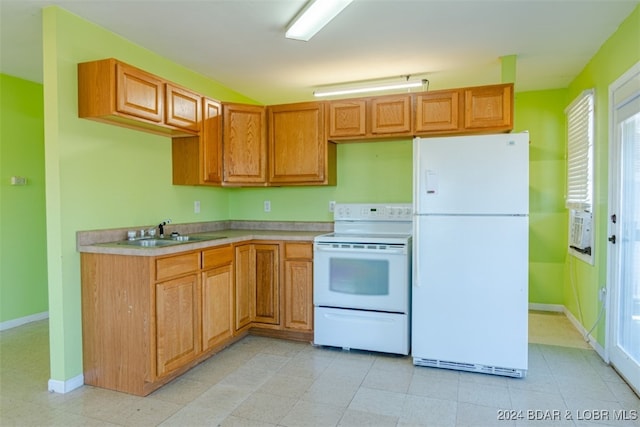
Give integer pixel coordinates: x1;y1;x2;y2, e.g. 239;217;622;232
11;176;27;186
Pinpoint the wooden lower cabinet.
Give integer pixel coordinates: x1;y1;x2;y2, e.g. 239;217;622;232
233;241;314;341
254;244;279;325
80;240;313;396
234;244;254;331
202;245;234;351
233;243;279;330
81;245;238;396
155;274;199;377
283;243;313;331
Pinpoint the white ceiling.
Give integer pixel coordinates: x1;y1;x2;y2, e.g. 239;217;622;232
1;0;638;104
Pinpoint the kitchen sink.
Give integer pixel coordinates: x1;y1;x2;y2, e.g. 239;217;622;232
112;234;227;248
116;238;180;247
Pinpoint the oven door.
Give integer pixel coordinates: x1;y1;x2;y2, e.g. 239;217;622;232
313;241;410;313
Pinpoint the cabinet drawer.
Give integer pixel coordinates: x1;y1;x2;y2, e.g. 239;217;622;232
202;245;233;269
156;252;200;281
284;242;312;259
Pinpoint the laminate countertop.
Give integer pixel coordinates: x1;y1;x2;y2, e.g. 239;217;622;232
77;221;332;257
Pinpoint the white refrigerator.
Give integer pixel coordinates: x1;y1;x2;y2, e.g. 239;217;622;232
412;132;529;378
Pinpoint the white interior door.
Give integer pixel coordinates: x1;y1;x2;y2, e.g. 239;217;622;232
608;62;640;395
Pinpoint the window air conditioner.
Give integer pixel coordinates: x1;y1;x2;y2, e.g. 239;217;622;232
569;209;592;255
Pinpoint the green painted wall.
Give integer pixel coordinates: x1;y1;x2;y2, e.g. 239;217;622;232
229;140;413;221
563;4;640;347
514;89;568;305
41;6;256;383
0;74;48;323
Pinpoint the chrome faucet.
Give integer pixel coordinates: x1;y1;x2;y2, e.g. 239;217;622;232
158;219;171;237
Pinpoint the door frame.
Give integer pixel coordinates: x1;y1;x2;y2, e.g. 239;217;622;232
606;61;640;393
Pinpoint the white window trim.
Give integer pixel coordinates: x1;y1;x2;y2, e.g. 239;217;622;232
565;89;595;264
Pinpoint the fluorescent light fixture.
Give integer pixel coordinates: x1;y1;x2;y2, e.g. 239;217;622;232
314;79;428;98
286;0;353;41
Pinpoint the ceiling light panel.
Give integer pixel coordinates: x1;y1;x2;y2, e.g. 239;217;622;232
286;0;353;42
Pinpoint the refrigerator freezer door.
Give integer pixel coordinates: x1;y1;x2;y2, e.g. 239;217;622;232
413;133;529;215
412;215;528;372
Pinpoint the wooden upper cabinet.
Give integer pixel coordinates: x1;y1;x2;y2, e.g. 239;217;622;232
328;100;366;138
464;83;513;131
223;103;267;185
165;83;202;133
78;58;200;137
116;62;163;122
268;102;335;186
171;97;222;186
415;89;462;133
370;94;412;135
202;98;223;184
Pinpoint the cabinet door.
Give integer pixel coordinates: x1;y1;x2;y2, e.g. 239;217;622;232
155;274;199;377
268;102;328;185
165;84;201;133
464;83;513;131
370;95;412;135
202;98;223;184
223;103;267;185
283;242;313;331
234;244;255;331
202;264;233;351
415;90;461;133
328;100;366;138
116;62;164;123
254;244;280;325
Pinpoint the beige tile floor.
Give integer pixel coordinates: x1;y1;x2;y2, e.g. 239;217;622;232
1;312;638;426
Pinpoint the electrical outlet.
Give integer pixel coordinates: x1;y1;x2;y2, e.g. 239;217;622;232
329;200;336;212
598;287;606;302
194;200;201;214
264;200;271;212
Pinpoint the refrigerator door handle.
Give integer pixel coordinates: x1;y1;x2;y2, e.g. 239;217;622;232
413;217;420;288
412;137;420;206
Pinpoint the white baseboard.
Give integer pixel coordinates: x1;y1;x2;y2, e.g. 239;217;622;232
0;311;49;331
48;374;84;394
528;303;564;312
562;307;607;361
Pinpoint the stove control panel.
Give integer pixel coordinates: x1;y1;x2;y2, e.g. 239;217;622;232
334;203;412;221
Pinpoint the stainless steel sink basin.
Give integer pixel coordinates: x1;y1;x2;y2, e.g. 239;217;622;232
112;235;227;248
116;239;180;247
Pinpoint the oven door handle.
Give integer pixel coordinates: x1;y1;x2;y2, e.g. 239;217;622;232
314;244;407;255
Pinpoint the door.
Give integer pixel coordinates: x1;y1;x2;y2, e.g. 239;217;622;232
116;62;163;122
254;244;279;325
370;94;412;135
223;103;267;185
202;264;233;351
413;134;529;215
608;62;640;394
412;215;528;370
313;242;410;312
268;102;327;184
155;274;199;377
414;90;462;133
234;244;255;331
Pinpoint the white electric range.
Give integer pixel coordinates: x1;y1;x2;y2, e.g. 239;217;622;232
313;203;412;355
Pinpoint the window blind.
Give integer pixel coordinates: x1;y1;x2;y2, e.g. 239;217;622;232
565;89;594;210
